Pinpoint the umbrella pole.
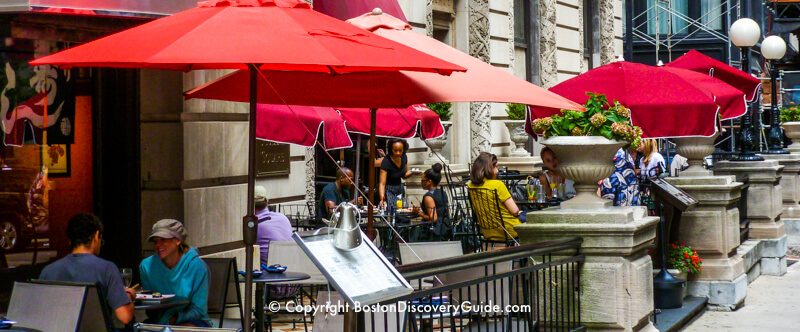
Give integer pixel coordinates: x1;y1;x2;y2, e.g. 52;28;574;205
367;108;377;240
354;136;361;196
242;63;260;332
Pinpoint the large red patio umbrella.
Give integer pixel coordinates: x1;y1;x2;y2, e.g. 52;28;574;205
28;1;465;330
666;50;762;102
527;61;722;139
186;11;584;110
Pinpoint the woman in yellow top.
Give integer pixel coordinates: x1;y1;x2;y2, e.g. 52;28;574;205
467;152;526;241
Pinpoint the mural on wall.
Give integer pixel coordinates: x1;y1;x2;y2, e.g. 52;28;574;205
1;49;75;147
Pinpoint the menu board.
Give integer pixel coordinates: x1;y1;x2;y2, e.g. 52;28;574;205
292;231;412;306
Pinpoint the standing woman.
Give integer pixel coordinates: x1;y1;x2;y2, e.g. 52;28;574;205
413;163;450;239
638;139;666;180
140;219;212;327
379;138;420;211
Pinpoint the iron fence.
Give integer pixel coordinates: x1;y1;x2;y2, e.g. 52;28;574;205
357;237;586;332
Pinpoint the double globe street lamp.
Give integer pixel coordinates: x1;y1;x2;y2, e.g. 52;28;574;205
729;18;764;161
762;35;789;154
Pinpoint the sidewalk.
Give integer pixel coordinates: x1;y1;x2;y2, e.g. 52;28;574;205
682;259;800;331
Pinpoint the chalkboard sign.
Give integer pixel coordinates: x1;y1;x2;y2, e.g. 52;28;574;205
651;178;698;212
256;140;290;177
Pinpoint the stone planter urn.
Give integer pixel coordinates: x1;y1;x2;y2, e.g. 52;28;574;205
673;132;719;177
782;121;800;153
504;120;529;157
540;136;626;209
424;121;451;164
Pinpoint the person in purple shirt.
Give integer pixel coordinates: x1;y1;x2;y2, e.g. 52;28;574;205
254;186;297;299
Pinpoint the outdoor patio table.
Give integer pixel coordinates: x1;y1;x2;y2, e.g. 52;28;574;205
134;296;191;311
238;272;310;332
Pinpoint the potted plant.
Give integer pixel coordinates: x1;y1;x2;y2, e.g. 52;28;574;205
424;103;453;164
781;103;800;153
504;103;530;157
531;93;642;209
667;242;702;278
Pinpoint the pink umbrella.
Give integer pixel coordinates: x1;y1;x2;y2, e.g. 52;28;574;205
666;50;761;102
660;66;746;120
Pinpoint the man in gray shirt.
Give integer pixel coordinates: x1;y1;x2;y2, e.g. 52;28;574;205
39;213;136;325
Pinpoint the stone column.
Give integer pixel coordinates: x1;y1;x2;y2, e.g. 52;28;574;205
538;0;557;89
715;160;788;276
517;207;659;332
761;154;800;256
666;175;747;310
598;0;617;65
468;0;492;159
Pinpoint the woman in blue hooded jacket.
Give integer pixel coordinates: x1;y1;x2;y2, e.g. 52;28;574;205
140;219;212;327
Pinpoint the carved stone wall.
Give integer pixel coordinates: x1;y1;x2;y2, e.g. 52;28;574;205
599;0;616;64
578;1;586;72
468;0;492;158
426;0;434;36
538;0;557;88
507;0;515;73
305;147;315;202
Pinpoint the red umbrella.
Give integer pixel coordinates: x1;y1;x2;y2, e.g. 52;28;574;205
256;104;353;149
338;105;444;140
30;0;462;75
527;61;721;138
666;50;762;102
661;66;746;120
28;1;465;330
255;104;443;148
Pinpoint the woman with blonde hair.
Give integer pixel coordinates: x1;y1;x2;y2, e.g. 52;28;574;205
637;139;665;179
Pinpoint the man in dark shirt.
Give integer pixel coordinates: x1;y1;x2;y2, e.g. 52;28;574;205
39;213;136;325
320;167;361;218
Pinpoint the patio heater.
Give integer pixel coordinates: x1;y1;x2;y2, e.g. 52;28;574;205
762;35;789;154
729;18;764;161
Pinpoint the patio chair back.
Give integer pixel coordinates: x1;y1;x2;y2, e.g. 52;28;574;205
8;279;113;332
134;323;240;331
267;241;327;284
398;241;463;265
202;257;243;328
443;181;482;252
443;261;514;309
468;187;514;248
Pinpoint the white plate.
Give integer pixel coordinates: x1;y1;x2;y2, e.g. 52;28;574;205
136;293;175;301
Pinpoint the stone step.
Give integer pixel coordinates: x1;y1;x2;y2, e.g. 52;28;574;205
651;296;708;332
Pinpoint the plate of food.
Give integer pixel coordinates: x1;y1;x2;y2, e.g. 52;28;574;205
397;208;413;213
136;292;175;303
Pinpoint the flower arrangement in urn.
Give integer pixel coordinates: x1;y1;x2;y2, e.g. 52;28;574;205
531;93;643;149
667;242;702;275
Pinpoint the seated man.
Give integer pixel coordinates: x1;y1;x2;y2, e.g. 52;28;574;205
320;167;362;218
254;186;297;299
39;213;136;325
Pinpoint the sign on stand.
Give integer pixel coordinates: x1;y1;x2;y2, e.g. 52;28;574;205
293;231;413;307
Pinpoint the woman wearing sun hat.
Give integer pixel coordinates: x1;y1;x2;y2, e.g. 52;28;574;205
139;219;213;327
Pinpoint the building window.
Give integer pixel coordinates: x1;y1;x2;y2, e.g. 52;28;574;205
636;0;723;35
514;0;527;46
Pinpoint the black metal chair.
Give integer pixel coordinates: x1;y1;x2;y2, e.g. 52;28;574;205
444;180;482;253
202;258;243;328
467;187;518;250
8;279;114;332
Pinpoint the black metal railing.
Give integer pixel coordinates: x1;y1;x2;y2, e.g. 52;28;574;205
360;237;586;332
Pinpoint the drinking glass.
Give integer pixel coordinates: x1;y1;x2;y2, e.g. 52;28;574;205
120;268;133;288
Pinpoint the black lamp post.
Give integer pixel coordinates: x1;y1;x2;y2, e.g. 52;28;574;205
763;35;789;154
729;18;764;161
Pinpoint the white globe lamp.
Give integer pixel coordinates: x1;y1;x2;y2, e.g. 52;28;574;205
729;18;761;47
